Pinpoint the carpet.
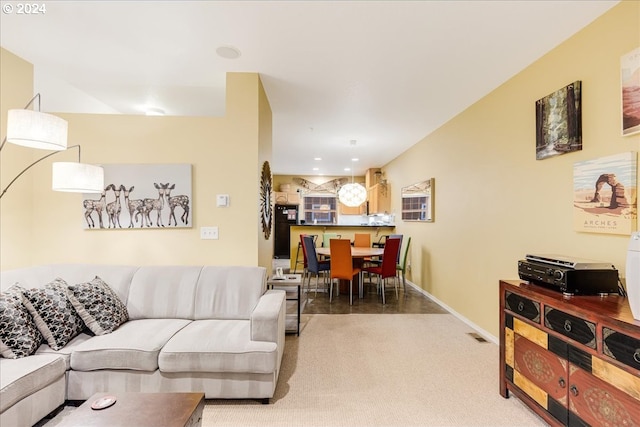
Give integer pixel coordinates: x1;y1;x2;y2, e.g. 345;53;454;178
203;313;545;426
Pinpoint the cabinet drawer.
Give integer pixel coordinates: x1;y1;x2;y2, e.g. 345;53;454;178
603;327;640;372
505;291;540;323
544;307;596;349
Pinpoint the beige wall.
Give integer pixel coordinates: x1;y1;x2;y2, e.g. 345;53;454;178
384;1;640;338
1;54;273;270
0;50;35;268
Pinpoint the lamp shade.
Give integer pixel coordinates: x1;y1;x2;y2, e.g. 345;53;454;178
6;109;68;151
52;162;104;193
338;183;367;207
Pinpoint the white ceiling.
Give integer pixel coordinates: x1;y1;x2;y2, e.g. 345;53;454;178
0;1;618;176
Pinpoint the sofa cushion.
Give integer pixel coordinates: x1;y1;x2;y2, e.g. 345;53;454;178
0;354;66;413
71;319;191;372
127;266;202;320
35;332;93;370
22;278;85;351
158;319;278;374
0;284;43;359
66;276;129;335
194;266;266;320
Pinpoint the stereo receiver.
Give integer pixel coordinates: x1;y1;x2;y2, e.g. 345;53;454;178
518;255;619;295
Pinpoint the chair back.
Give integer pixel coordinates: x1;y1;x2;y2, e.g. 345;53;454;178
389;234;403;262
302;235;322;274
399;237;411;270
353;233;371;248
329;239;355;280
380;238;401;279
322;233;340;247
299;234;310;268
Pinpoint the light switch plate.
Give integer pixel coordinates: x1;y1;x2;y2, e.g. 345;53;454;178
200;226;219;240
216;194;229;207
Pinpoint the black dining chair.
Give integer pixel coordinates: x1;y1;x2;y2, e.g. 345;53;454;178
302;235;331;297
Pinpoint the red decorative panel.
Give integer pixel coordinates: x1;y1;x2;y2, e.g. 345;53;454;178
569;365;640;427
514;334;567;404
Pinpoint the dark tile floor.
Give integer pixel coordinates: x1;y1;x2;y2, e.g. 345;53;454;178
295;272;448;315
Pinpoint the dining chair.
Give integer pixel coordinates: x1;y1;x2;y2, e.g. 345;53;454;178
302;235;331;297
388;234;403;263
396;236;411;293
353;233;371;247
363;237;401;304
329;239;361;305
322;233;341;248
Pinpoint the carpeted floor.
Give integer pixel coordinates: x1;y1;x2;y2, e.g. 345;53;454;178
202;313;545;426
41;313;545;426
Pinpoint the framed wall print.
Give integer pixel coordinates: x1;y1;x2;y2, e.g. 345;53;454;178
621;47;640;136
82;163;192;230
535;81;582;160
573;152;637;235
401;178;434;222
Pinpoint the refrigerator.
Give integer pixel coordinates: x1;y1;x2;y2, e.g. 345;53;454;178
274;204;298;258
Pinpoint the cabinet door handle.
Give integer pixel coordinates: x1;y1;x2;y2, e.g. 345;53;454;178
558;377;566;388
634;349;640;364
564;320;572;332
570;385;579;396
518;302;525;312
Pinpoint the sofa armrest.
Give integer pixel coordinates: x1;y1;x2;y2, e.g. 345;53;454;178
250;289;286;343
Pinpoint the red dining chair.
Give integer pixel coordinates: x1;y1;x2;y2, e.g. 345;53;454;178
363;237;401;304
329;239;361;305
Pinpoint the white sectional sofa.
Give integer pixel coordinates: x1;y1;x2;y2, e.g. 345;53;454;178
0;264;286;427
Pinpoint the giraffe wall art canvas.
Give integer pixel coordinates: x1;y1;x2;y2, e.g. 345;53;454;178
82;164;192;230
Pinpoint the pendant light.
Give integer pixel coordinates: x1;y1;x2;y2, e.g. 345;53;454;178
338;140;367;207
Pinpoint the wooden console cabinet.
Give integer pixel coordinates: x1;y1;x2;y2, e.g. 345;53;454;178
499;280;640;426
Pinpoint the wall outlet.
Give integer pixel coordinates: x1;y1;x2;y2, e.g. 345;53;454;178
200;226;219;240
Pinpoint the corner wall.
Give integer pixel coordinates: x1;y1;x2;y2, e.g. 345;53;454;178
384;1;640;338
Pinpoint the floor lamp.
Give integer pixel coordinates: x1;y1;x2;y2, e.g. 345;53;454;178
0;93;104;199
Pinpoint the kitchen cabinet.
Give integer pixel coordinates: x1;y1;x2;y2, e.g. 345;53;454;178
339;202;365;215
367;183;390;214
500;280;640;426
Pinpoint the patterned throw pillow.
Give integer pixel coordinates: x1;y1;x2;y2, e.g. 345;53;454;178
0;284;43;358
66;276;129;335
23;278;85;350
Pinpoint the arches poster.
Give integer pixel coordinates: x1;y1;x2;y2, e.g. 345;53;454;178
573;152;637;235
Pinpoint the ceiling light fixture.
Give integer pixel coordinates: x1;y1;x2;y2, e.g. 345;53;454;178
216;45;241;59
338;140;367;207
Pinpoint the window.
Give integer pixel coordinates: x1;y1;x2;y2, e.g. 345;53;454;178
401;195;429;221
304;196;337;224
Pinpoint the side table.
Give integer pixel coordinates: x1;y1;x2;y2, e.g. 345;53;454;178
267;273;303;336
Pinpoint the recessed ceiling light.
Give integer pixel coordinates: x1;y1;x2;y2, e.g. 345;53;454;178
216;45;241;59
344;167;351;172
312;167;319;171
314;157;322;161
351;158;359;162
145;107;165;116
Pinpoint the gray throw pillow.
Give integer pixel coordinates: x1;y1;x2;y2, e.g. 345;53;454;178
66;276;129;335
23;278;85;350
0;284;43;358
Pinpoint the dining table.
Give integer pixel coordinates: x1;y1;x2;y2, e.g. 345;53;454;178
315;246;384;296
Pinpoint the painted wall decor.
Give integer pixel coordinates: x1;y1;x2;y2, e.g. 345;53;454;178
573;152;637;235
82;164;192;229
535;81;582;160
260;161;273;239
401;178;434;222
621;47;640;136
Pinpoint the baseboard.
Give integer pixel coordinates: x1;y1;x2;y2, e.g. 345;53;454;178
404;280;498;345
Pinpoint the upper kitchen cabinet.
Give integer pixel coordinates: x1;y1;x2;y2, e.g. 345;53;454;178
368;183;390;214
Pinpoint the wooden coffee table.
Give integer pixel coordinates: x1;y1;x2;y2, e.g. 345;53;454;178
57;392;205;427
